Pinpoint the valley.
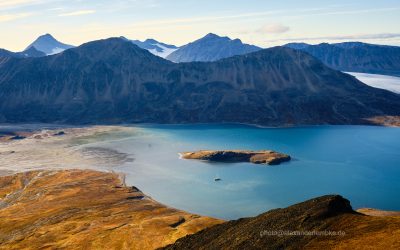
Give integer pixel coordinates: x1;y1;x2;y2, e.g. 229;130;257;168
1;2;400;248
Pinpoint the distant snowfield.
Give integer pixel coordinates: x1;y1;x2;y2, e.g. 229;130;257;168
346;72;400;94
149;43;178;58
49;47;65;55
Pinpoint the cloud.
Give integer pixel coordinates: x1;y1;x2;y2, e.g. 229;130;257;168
127;10;287;28
258;24;290;34
124;6;359;30
284;7;400;20
140;6;399;28
0;0;53;9
316;7;400;16
0;12;32;22
269;33;400;43
0;0;38;8
59;10;95;17
47;7;64;11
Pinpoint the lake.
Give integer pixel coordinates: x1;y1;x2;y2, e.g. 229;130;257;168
85;124;400;220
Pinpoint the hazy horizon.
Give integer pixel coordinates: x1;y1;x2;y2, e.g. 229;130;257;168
0;0;399;51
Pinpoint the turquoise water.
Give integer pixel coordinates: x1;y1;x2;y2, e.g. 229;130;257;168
95;124;400;220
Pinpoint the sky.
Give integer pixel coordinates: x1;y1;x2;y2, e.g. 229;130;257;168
0;0;400;51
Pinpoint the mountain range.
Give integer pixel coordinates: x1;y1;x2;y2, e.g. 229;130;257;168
2;34;400;78
166;33;262;62
285;42;400;76
0;37;399;125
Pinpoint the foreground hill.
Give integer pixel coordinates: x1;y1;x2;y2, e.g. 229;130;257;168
166;33;261;62
1;170;398;250
0;38;399;125
285;42;400;76
163;195;400;250
0;170;221;250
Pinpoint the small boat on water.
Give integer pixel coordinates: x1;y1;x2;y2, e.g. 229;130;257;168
214;175;222;181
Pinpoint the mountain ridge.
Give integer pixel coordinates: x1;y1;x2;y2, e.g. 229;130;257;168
166;33;262;62
0;37;399;125
0;47;46;62
285;41;400;76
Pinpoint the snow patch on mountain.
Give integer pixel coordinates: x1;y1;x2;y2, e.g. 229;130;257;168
126;37;179;58
49;47;65;55
149;43;178;58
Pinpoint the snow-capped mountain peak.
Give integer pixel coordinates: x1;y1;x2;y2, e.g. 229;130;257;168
25;34;75;55
166;33;262;62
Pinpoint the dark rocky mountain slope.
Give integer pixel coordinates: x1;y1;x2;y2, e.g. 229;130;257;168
0;49;17;58
18;46;47;57
162;195;400;250
285;42;400;76
0;47;45;59
166;33;261;62
0;38;399;125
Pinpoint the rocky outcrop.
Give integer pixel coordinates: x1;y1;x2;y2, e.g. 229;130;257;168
0;170;222;250
0;131;33;142
181;150;291;165
162;195;400;250
0;38;400;125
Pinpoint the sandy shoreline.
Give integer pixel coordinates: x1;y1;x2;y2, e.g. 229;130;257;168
0;125;135;175
0;126;225;249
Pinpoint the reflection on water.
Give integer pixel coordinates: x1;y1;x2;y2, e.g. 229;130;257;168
80;147;134;166
69;130;139;146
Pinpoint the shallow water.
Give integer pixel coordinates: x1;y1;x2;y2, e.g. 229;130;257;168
85;124;400;220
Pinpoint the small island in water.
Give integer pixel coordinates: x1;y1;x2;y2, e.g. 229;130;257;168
181;150;291;165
